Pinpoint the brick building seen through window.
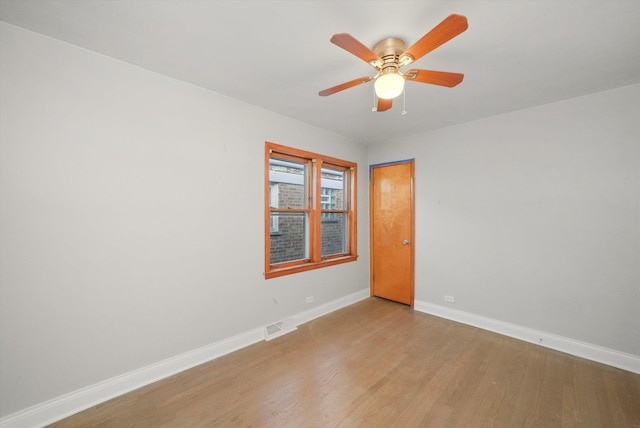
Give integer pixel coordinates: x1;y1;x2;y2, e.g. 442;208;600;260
269;164;345;263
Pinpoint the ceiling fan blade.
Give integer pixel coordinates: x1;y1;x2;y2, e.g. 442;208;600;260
319;76;373;96
404;69;464;87
376;98;392;112
330;33;382;68
400;14;468;65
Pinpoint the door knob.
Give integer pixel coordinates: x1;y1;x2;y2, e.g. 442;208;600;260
402;240;410;245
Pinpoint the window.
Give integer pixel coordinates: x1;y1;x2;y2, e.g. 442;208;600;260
265;142;357;278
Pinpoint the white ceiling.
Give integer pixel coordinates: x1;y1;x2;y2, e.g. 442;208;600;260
1;0;639;145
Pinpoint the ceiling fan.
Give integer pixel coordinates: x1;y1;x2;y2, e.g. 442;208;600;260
319;14;468;112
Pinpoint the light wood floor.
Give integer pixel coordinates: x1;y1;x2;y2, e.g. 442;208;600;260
51;297;640;427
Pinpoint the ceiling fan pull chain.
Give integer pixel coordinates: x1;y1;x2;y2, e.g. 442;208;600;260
372;87;378;112
402;88;407;115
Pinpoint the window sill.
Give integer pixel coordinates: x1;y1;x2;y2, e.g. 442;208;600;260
265;254;358;279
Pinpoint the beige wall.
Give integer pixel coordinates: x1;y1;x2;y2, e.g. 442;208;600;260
369;82;640;357
0;22;369;418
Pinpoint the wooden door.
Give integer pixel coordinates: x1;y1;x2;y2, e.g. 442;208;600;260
370;160;415;306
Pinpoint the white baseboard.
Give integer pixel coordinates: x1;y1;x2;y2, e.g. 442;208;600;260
0;288;370;428
0;328;265;428
414;300;640;375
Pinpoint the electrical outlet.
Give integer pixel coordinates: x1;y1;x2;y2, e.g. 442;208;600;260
305;296;314;304
444;295;455;303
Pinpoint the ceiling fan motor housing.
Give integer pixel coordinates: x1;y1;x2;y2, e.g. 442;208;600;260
373;37;406;75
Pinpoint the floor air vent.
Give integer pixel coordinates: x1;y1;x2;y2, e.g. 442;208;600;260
264;317;297;341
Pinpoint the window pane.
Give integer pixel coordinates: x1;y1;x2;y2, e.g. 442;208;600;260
270;212;309;264
321;187;336;221
270;157;307;209
321;167;345;210
321;213;347;257
269;184;279;232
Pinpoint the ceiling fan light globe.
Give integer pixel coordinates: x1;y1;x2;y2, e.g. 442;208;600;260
374;73;405;99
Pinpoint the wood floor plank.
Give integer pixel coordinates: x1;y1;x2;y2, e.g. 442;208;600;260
50;298;640;427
